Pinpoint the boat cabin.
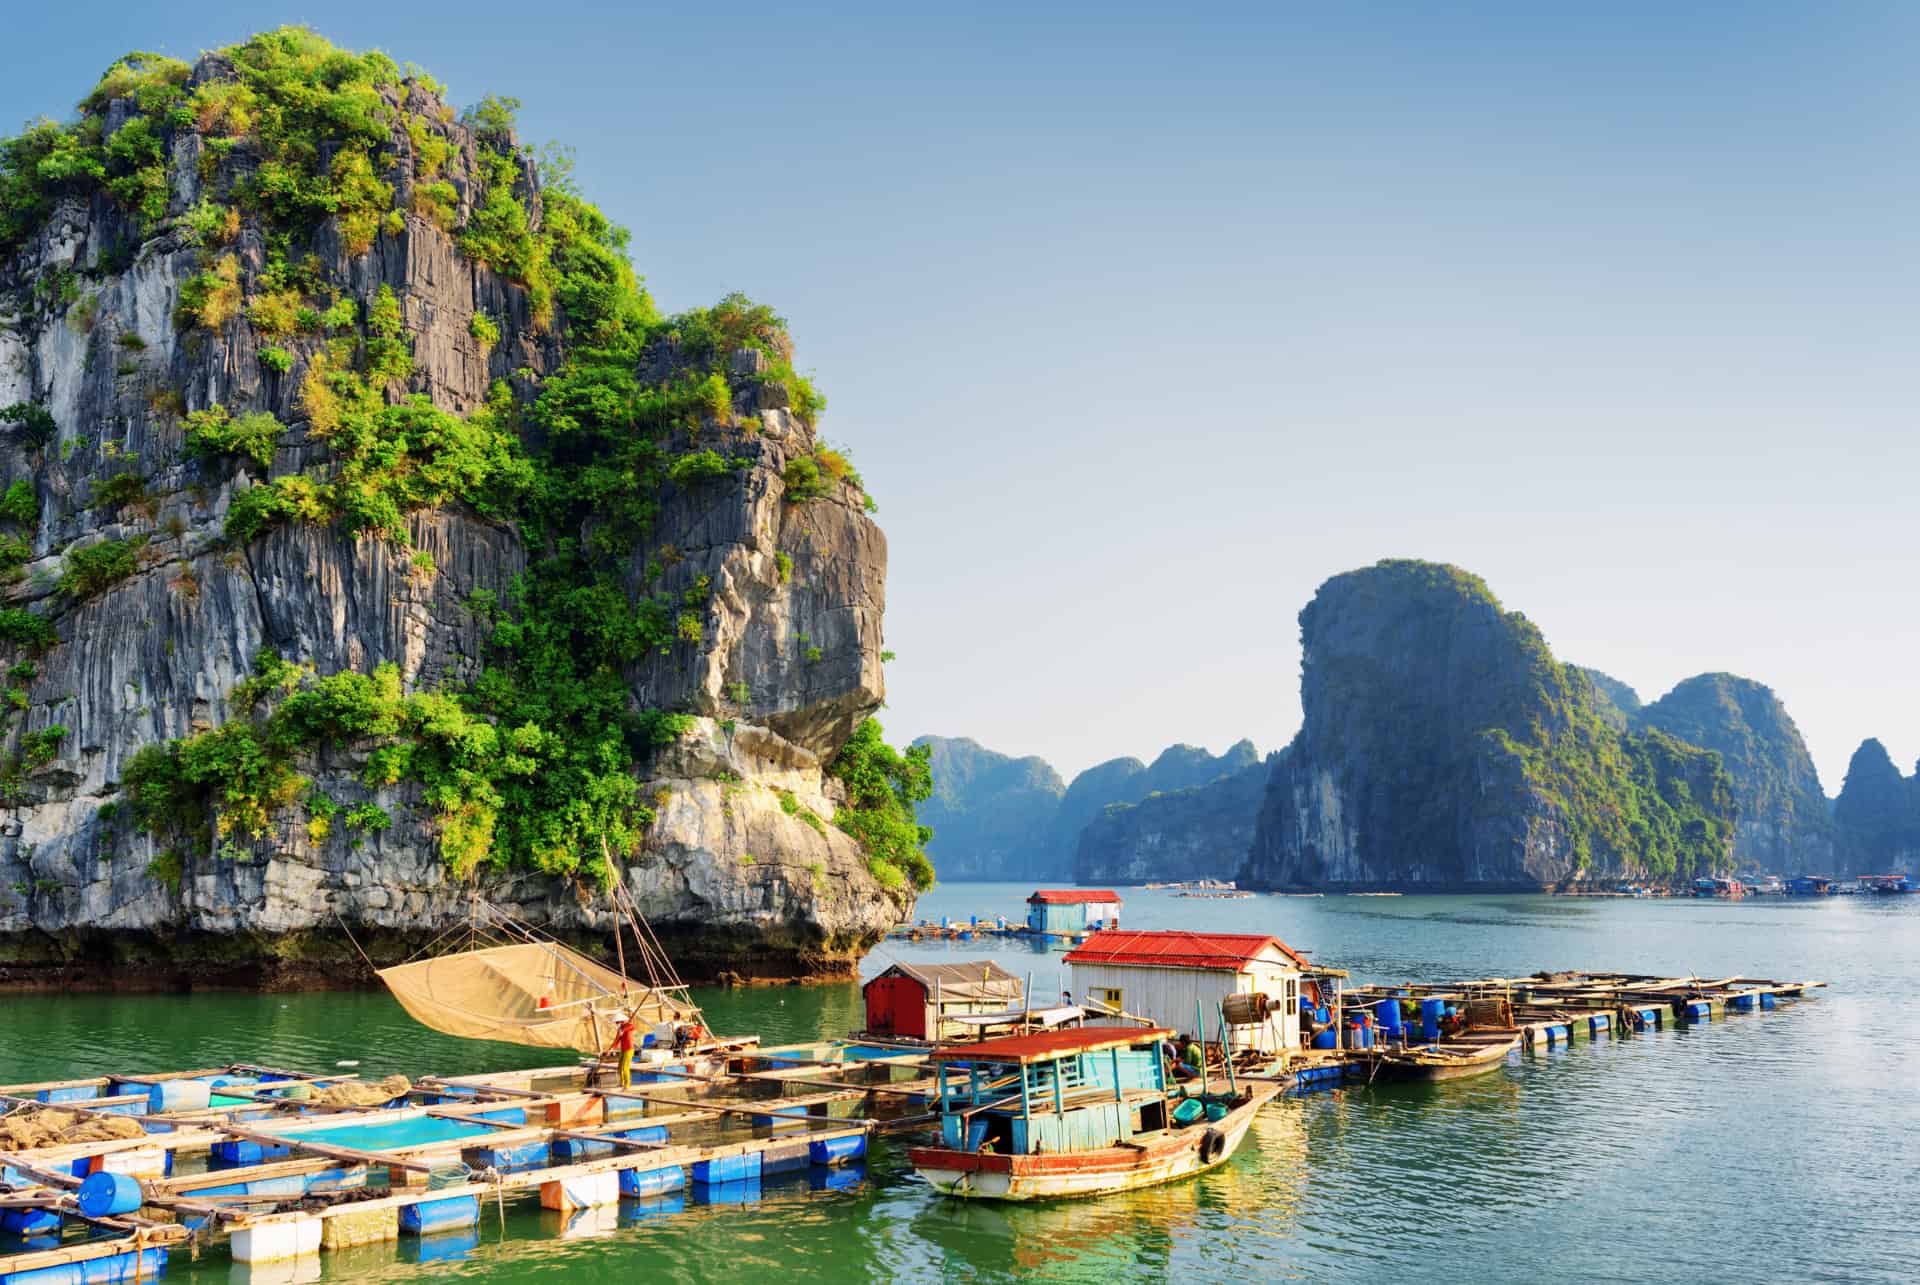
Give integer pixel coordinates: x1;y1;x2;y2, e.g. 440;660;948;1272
1066;930;1307;1055
930;1026;1175;1157
862;961;1024;1041
1025;890;1121;935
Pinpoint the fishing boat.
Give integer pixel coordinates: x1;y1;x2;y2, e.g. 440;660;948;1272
1366;1028;1522;1082
907;1027;1278;1201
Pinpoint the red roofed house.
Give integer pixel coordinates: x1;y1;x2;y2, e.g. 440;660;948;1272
1024;889;1121;936
1065;930;1307;1055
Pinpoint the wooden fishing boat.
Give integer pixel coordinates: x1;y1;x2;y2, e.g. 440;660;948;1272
1366;1029;1521;1082
907;1027;1278;1201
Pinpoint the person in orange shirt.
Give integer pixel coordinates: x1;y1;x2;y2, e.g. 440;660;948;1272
612;1011;638;1089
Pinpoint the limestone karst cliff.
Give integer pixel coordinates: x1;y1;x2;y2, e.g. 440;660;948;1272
1239;560;1736;891
911;737;1063;881
1073;752;1274;884
0;31;923;985
1832;738;1920;875
1635;673;1834;875
909;737;1260;881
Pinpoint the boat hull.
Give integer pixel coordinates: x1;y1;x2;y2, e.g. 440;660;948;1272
1368;1033;1520;1082
909;1085;1276;1201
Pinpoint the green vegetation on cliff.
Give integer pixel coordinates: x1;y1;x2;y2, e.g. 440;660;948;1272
1635;673;1832;871
1249;559;1735;888
7;28;917;889
1833;738;1918;872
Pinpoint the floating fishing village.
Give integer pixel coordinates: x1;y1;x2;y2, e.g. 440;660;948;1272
0;889;1827;1282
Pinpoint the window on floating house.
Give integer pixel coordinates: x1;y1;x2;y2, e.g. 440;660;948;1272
1090;987;1124;1012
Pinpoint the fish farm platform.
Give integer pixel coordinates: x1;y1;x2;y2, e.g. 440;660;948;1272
0;971;1824;1278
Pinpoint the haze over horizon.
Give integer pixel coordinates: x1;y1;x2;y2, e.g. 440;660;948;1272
9;1;1914;791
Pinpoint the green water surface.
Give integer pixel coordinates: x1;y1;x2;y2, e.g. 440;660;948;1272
3;886;1916;1282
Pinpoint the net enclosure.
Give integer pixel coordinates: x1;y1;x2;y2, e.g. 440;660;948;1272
377;940;695;1053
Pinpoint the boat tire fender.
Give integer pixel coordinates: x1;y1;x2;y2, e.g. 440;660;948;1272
1200;1127;1226;1165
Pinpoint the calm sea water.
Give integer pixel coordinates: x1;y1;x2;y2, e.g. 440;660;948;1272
3;885;1917;1283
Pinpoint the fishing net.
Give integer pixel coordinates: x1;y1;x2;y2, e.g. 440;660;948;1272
0;1105;145;1150
377;941;692;1053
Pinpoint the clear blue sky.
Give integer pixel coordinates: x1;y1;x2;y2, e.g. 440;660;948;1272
9;2;1916;792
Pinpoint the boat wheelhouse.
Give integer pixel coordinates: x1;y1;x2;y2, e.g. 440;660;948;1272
907;1026;1277;1201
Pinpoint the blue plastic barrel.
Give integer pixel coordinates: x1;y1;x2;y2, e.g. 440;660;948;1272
809;1134;866;1166
149;1080;211;1113
77;1171;143;1217
1312;1028;1337;1049
2;1207;61;1236
1374;999;1402;1036
1420;998;1444;1041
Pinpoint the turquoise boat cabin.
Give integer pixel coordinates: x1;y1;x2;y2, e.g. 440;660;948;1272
931;1026;1176;1154
1025;890;1121;935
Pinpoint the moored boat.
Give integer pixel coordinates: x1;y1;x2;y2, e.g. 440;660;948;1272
908;1027;1278;1201
1366;1028;1522;1082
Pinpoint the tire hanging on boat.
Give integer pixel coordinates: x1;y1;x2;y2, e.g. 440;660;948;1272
1199;1126;1227;1165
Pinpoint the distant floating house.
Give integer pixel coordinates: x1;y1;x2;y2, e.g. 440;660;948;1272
1065;930;1309;1055
1025;889;1122;936
1789;875;1837;896
862;960;1024;1041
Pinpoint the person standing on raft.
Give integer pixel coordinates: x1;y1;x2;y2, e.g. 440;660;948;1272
610;1010;638;1089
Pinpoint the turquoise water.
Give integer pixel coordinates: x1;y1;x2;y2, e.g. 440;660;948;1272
3;885;1917;1282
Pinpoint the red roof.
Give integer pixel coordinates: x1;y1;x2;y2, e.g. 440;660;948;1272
930;1025;1174;1064
1027;889;1122;905
1065;930;1308;972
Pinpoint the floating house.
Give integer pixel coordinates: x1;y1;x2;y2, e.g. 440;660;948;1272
861;961;1025;1041
1789;875;1837;896
1065;930;1308;1055
1025;890;1122;936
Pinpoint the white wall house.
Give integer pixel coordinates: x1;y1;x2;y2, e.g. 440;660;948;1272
1065;930;1306;1055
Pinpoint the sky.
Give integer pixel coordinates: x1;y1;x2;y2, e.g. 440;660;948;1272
6;2;1916;791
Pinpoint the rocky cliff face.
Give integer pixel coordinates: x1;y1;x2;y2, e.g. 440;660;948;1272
909;736;1260;881
1832;738;1919;875
1073;752;1274;884
1240;561;1736;891
1636;673;1834;875
0;35;911;986
1048;741;1258;875
1581;668;1642;730
911;736;1063;881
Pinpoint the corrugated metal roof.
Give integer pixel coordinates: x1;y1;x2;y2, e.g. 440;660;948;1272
865;960;1023;999
931;1025;1174;1064
1065;929;1308;971
1026;889;1122;904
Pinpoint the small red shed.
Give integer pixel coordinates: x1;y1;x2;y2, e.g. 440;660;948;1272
862;961;1024;1040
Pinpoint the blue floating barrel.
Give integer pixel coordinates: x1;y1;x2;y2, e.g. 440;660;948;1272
1374;1000;1402;1036
692;1151;761;1185
1728;994;1755;1011
2;1207;61;1236
619;1165;686;1198
1419;998;1445;1042
809;1134;866;1167
1312;1028;1338;1050
1760;994;1776;1010
1685;1001;1712;1022
400;1194;480;1234
77;1171;143;1218
1589;1014;1610;1033
148;1080;211;1113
